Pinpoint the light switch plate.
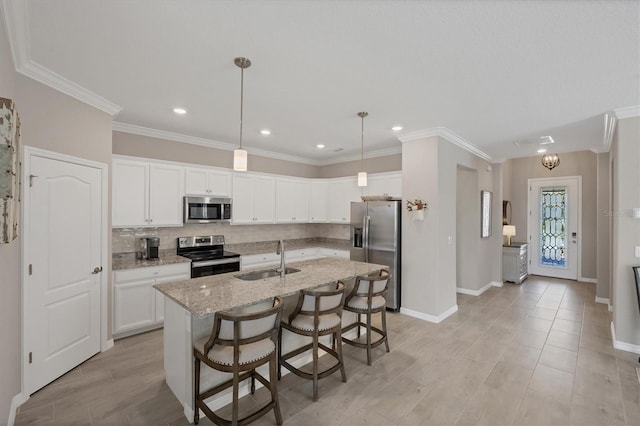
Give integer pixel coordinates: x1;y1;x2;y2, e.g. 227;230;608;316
635;246;640;258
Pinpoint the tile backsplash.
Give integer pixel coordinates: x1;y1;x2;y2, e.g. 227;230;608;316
112;223;349;253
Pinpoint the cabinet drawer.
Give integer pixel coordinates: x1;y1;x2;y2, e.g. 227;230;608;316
114;263;190;283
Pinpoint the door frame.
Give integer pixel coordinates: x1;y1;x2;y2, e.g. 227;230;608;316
20;146;111;398
527;176;582;280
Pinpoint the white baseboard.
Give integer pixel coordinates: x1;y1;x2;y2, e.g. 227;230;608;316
595;296;610;305
400;305;458;324
611;321;640;355
7;393;29;426
456;281;502;296
579;277;597;283
102;339;114;352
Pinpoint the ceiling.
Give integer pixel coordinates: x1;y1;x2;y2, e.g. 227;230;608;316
4;0;639;164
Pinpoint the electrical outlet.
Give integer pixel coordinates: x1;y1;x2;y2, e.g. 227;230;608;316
635;246;640;258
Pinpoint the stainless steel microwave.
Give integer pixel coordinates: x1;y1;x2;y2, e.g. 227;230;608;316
183;196;232;224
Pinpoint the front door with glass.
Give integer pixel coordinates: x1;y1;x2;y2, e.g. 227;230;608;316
528;177;580;280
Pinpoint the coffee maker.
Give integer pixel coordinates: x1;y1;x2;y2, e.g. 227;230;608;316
146;237;160;260
137;237;160;260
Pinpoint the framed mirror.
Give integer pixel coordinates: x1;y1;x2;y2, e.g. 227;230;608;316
503;200;512;225
481;190;492;238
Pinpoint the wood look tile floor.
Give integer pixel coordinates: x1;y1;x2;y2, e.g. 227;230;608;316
16;276;640;426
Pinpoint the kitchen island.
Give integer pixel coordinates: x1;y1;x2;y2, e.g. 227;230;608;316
155;257;386;421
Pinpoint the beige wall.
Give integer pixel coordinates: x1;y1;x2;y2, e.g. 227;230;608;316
0;13;21;423
507;151;598;280
113;131;320;178
611;116;640;347
456;167;479;290
319;154;402;178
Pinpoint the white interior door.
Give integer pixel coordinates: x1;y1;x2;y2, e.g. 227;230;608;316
528;177;580;280
26;154;103;394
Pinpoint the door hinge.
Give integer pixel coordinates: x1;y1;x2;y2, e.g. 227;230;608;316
28;352;32;364
29;264;32;275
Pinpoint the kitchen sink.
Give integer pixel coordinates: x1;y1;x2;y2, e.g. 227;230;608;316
235;267;301;281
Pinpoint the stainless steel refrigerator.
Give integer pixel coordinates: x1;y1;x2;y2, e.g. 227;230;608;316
350;200;401;311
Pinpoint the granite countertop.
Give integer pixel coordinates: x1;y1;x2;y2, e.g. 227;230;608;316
112;252;191;271
226;238;349;256
154;257;385;318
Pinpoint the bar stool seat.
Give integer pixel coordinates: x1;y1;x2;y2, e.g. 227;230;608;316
278;282;347;401
342;269;390;366
193;337;275;366
194;297;284;426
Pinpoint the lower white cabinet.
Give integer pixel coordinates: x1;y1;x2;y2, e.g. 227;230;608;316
240;248;349;270
113;263;190;338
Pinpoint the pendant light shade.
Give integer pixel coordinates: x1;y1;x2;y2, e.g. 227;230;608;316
541;153;560;170
357;171;368;187
233;149;247;171
357;111;368;187
234;57;251;171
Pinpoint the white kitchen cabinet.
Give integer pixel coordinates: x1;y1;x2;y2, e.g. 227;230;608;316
275;178;310;223
327;177;360;223
364;172;402;199
310;180;329;223
113;263;190;338
240;247;349;270
185;167;232;196
112;158;185;227
232;173;276;224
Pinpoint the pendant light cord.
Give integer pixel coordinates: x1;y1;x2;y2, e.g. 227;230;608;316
239;65;244;150
360;115;364;171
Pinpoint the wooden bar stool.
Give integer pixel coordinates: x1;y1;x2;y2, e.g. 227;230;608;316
278;282;346;401
341;269;390;365
193;297;284;426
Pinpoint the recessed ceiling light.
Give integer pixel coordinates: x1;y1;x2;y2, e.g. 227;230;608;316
173;108;187;115
537;148;547;153
316;144;325;149
260;129;271;135
391;125;403;131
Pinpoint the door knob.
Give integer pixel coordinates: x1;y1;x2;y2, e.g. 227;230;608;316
91;266;103;274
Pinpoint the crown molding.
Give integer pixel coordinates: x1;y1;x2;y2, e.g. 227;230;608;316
614;105;640;119
602;113;616;152
315;146;402;166
19;61;121;115
397;127;492;162
112;122;321;166
113;122;402;167
1;0;121;115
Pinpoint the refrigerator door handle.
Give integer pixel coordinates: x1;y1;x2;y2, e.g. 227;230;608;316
363;215;370;263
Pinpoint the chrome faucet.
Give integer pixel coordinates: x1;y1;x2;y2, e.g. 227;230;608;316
276;239;286;279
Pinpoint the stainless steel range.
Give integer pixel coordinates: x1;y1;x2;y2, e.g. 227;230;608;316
177;235;241;278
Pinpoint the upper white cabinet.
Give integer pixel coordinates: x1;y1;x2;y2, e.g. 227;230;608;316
327;177;360;223
112;158;184;227
364;172;402;199
185;167;232;197
275;178;310;223
232;173;276;224
309;180;329;223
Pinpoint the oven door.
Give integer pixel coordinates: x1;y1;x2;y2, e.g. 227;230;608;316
191;257;240;278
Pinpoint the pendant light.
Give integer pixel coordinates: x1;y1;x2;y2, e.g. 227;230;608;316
541;153;560;170
357;111;368;187
233;57;251;171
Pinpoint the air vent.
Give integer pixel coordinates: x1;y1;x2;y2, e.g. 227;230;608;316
333;147;344;152
513;136;555;148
